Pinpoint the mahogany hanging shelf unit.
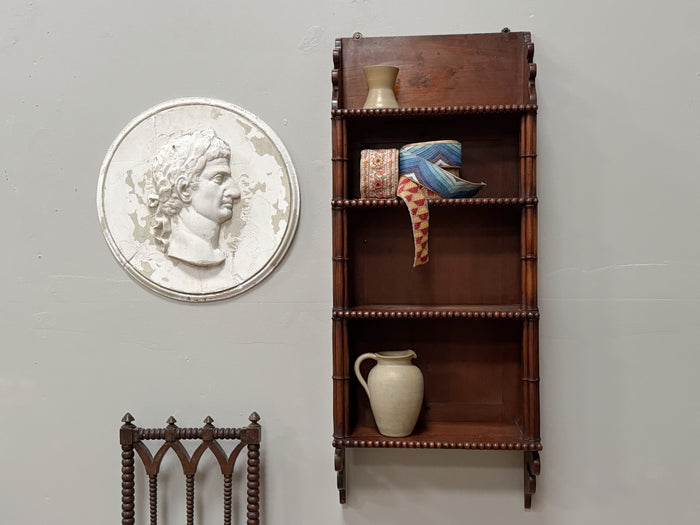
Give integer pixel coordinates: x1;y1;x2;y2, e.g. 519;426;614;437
331;31;540;507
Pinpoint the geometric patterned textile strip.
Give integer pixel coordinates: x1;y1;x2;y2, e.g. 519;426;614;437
397;175;434;267
399;150;486;198
399;139;486;198
400;140;462;168
360;149;399;198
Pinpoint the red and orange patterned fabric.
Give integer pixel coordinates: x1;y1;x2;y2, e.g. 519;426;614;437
397;176;438;267
360;149;399;198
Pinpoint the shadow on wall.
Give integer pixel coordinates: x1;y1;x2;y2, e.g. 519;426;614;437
342;448;523;521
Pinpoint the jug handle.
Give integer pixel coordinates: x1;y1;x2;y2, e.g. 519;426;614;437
354;353;376;397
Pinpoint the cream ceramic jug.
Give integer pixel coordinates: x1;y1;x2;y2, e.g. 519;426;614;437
354;349;423;437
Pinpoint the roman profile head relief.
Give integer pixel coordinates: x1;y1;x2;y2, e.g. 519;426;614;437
97;99;300;302
147;129;241;267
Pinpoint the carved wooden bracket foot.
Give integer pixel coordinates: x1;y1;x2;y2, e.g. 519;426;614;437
524;450;540;509
335;447;346;504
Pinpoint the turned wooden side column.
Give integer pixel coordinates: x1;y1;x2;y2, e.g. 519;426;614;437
119;413;136;525
331;38;350;505
245;412;262;525
223;473;233;525
520;110;539;443
246;445;260;525
520;104;540;509
148;475;157;525
331;112;349;504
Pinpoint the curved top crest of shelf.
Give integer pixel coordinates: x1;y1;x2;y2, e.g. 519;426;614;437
332;32;536;111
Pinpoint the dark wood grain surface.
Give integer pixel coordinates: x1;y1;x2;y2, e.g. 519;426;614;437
340;33;531;108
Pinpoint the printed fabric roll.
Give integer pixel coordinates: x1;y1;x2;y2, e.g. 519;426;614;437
399;140;486;198
360;149;399;198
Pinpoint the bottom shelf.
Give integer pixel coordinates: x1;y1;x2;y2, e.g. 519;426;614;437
334;421;541;450
332;422;542;508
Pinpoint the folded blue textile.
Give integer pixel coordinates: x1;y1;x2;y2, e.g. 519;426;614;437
401;140;462;168
399;140;486;198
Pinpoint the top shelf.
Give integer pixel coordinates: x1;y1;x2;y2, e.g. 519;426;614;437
333;32;536;110
332;105;537;118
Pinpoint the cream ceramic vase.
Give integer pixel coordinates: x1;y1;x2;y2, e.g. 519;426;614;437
363;65;399;109
354;350;423;437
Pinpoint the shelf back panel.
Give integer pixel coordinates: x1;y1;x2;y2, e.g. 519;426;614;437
346;114;520;198
349;318;522;432
340;33;532;109
348;206;521;306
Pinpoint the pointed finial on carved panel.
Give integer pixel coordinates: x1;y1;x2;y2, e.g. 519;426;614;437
167;416;177;426
249;412;260;426
119;412;136;444
204;416;214;427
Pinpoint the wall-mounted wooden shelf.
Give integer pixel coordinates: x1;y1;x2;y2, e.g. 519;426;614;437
331;31;540;508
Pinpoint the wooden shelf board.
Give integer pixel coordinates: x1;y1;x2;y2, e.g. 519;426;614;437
332;197;537;207
335;421;541;450
334;305;538;319
332;105;537;117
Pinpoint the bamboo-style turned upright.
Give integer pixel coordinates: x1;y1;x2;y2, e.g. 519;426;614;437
119;412;262;525
246;444;261;524
332;37;350;503
520;35;540;507
120;413;136;525
148;475;157;525
331;31;541;508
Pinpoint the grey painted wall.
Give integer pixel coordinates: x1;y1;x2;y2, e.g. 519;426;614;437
2;1;699;523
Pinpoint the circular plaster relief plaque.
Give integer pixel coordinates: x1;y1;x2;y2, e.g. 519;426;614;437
97;98;300;301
